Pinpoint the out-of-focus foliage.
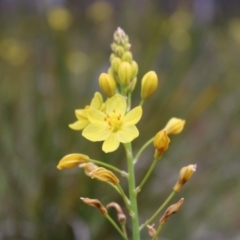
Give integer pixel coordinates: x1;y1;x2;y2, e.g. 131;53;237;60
0;1;240;239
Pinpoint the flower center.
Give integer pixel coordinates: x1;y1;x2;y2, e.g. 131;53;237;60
104;109;122;132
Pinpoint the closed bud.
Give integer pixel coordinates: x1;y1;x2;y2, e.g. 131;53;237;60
109;53;116;62
173;164;197;192
153;130;170;158
131;60;138;78
107;202;126;224
111;57;122;73
57;153;89;170
99;73;116;97
123;42;131;51
141;71;158;100
118;62;133;86
89;167;120;185
107;67;115;79
147;224;157;238
164;118;186;135
81;197;107;215
160;198;184;224
122;51;132;62
128;77;137;93
79;162;98;176
115;46;125;57
111;43;118;52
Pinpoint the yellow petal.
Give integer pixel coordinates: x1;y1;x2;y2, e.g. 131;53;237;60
106;94;126;116
75;109;88;120
123;106;142;125
87;108;106;124
82;123;110;141
69;120;88;130
90;92;103;109
117;125;139;143
102;133;120;153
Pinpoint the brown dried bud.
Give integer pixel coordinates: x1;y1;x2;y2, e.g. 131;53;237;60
160;198;184;224
147;224;157;238
80;197;107;215
89;167;120;185
57;153;89;170
173;164;197;192
107;202;126;224
79;162;98;176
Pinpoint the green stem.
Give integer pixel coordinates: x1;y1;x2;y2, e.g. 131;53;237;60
135;158;158;194
116;184;133;215
152;224;163;240
124;143;140;240
89;158;128;177
139;99;144;106
121;223;128;238
134;137;154;164
105;214;128;240
139;191;176;231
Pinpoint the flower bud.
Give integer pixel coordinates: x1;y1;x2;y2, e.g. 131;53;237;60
109;53;116;62
128;77;137;93
89;167;119;185
118;62;133;86
122;51;132;62
81;197;107;215
107;202;126;224
160;198;184;224
131;60;138;78
123;42;131;51
57;153;89;170
146;224;157;238
164;118;186;135
111;57;121;73
115;46;125;57
79;162;98;176
141;71;158;100
173;164;197;192
153;130;170;158
99;73;116;97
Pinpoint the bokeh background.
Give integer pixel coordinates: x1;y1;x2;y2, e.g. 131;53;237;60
1;0;240;239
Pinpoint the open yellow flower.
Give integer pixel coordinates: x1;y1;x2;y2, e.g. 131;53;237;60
82;94;142;153
69;92;104;130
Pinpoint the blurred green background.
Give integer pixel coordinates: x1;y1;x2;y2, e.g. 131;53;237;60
1;0;240;239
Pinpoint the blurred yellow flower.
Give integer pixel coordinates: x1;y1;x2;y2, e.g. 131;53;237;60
47;7;72;31
69;92;104;130
82;94;142;153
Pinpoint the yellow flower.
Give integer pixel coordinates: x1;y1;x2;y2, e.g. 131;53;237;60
69;92;104;130
164;117;185;135
82;94;142;153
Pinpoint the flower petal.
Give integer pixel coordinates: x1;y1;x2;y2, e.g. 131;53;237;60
123;106;142;125
117;125;139;143
106;94;126;116
87;109;106;124
69;120;88;130
102;133;120;153
82;123;110;141
90;92;103;109
75;109;88;120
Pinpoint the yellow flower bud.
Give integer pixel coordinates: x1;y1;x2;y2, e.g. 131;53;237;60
118;62;133;86
89;167;119;185
115;46;125;57
99;73;116;97
141;71;158;100
128;77;137;93
80;197;107;215
173;164;197;192
160;198;184;224
153;130;170;158
111;57;121;73
57;153;89;170
121;51;132;62
131;60;138;78
109;53;116;62
164;117;186;135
